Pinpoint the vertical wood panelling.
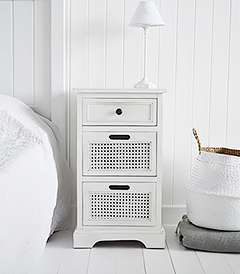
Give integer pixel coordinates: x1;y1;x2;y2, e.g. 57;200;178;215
226;0;240;149
69;0;240;208
172;0;196;205
0;2;13;96
2;0;240;209
13;1;34;105
208;0;231;147
123;0;142;88
159;0;178;205
105;0;124;88
190;0;213;165
51;0;67;151
0;0;51;119
147;0;160;87
71;0;88;88
70;0;88;205
34;0;51;118
88;0;106;87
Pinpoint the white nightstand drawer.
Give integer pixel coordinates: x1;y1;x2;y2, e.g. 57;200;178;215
82;182;156;226
82;131;157;176
82;98;157;126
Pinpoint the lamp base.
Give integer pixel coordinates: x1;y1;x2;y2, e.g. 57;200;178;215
133;78;157;89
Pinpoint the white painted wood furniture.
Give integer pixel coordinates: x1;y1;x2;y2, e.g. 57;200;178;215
73;88;166;248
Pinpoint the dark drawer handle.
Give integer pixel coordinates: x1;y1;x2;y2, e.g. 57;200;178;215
116;108;123;115
109;134;130;140
109;185;130;190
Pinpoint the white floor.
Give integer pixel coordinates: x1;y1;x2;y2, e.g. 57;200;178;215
30;226;240;274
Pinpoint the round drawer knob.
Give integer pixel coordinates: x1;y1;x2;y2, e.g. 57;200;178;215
116;108;122;115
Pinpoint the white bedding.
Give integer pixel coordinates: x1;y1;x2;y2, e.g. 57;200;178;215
0;95;70;274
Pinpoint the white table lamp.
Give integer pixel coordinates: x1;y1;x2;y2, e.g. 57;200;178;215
129;1;165;88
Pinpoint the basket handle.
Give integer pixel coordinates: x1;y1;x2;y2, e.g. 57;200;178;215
192;128;201;152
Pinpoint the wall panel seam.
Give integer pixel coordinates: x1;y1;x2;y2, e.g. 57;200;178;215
104;0;107;88
171;0;179;205
207;0;214;146
189;0;197;173
32;0;35;106
122;0;126;88
86;0;89;88
65;0;71;162
12;1;14;97
225;0;232;147
156;0;161;87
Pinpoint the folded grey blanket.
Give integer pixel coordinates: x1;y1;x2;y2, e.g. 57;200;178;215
177;215;240;253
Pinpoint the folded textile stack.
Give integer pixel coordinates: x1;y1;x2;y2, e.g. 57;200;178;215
177;215;240;253
179;129;240;252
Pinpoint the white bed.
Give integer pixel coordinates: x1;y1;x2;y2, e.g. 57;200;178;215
0;95;71;274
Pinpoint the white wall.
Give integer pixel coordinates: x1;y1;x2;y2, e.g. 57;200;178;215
0;0;51;119
1;0;239;220
69;0;240;212
0;0;68;155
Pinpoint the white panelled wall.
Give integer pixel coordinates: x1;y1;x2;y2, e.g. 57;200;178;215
1;0;240;224
0;0;51;118
70;0;240;222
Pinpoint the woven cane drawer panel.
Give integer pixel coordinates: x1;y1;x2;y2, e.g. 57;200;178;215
82;132;157;176
83;182;156;226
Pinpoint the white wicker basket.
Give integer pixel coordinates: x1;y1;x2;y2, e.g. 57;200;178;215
185;129;240;231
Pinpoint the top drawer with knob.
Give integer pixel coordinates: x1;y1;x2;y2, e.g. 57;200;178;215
82;98;157;126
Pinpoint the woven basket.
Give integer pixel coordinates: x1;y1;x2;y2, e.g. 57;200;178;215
185;129;240;231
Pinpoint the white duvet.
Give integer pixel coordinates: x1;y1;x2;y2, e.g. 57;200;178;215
0;95;70;274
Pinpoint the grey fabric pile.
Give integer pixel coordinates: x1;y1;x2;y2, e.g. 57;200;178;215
177;215;240;253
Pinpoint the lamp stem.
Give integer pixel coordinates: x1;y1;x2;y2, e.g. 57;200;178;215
143;26;149;81
133;25;156;88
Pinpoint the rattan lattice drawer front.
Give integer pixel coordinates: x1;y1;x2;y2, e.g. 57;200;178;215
82;98;157;126
82;132;156;176
83;182;156;226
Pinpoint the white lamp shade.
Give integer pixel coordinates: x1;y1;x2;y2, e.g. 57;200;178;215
129;1;165;27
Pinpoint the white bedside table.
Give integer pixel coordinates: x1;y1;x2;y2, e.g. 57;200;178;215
73;88;166;248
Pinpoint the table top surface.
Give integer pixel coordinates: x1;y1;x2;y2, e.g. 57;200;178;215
74;88;167;94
